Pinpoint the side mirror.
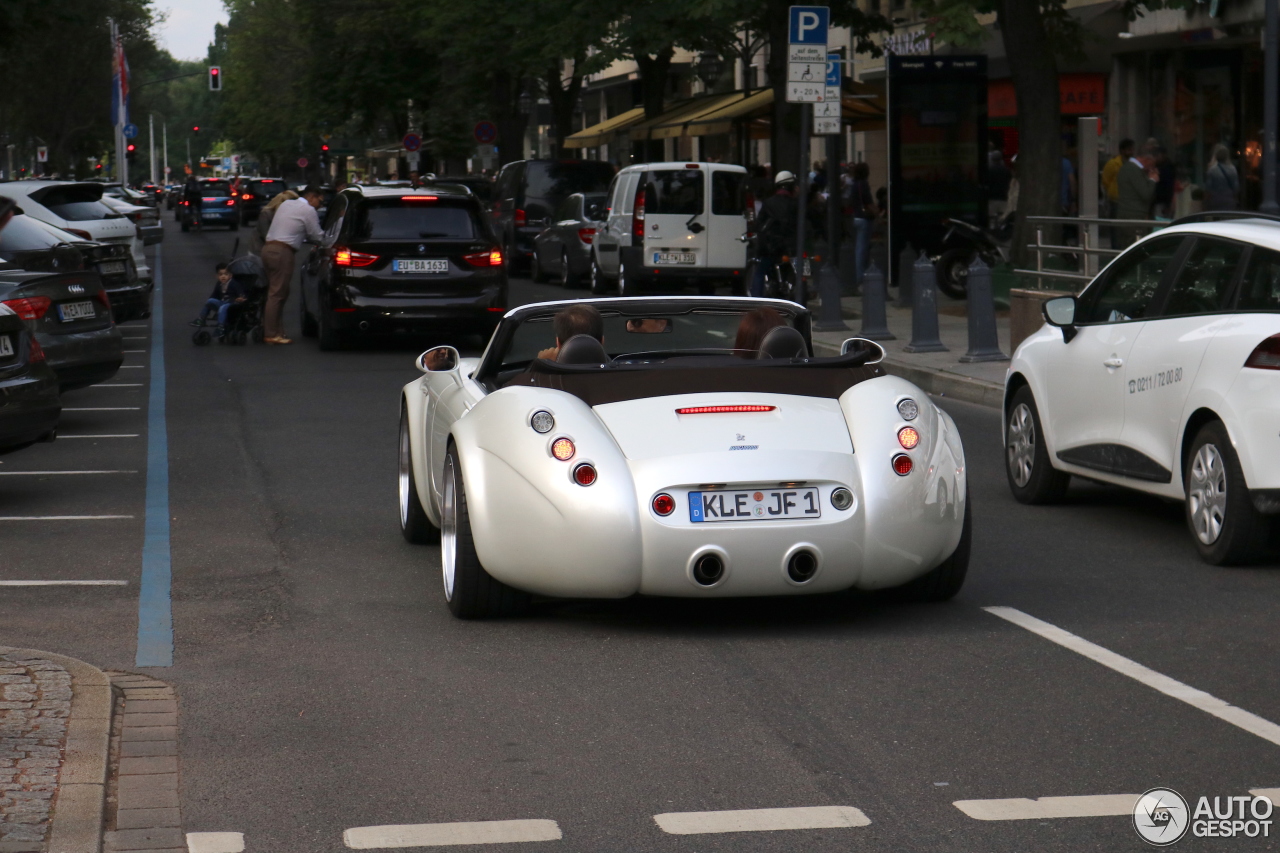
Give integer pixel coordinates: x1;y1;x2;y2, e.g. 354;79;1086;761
416;345;459;373
1042;296;1078;343
841;337;886;364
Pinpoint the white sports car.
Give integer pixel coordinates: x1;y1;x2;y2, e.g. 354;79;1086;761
399;297;970;618
1005;215;1280;564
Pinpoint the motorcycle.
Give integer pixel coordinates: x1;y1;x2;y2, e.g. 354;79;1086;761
933;216;1012;300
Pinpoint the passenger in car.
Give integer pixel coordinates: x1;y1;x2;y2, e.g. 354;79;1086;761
536;304;604;360
733;307;785;357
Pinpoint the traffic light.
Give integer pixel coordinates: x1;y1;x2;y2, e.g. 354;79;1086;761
95;164;103;172
192;126;200;134
126;143;137;162
208;66;222;91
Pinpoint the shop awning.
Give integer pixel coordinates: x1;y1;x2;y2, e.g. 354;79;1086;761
562;106;646;149
648;90;771;139
628;97;720;141
680;89;773;137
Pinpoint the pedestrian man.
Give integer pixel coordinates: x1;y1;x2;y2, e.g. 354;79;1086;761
1204;144;1239;211
847;162;875;286
751;171;799;298
1115;139;1156;248
260;184;324;345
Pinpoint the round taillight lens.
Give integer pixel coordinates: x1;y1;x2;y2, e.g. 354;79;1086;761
898;427;920;449
573;463;597;486
830;487;853;510
897;398;919;420
551;437;575;461
652;493;675;516
530;410;555;433
892;454;913;476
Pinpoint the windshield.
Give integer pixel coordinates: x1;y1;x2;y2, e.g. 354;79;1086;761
199;181;232;197
357;201;481;240
32;185;121;221
643;170;704;215
252;181;286;198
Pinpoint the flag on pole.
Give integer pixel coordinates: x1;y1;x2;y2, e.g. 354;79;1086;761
111;33;130;128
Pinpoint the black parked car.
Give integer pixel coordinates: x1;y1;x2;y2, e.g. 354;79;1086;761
531;192;606;288
490;159;615;272
0;269;123;391
0;303;61;451
180;179;239;231
236;177;288;224
0;213;151;321
431;176;493;205
299;186;507;350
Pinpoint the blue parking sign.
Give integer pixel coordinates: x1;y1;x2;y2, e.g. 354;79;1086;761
789;6;829;45
826;53;841;86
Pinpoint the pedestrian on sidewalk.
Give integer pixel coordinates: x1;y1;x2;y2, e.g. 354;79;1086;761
1204;144;1239;211
260;184;324;345
1115;139;1156;248
847;163;875;286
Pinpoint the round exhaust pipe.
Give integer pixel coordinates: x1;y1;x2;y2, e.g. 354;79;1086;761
358;321;371;331
783;545;822;585
692;553;725;586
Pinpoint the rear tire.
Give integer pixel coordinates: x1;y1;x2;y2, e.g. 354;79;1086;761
589;257;610;295
899;492;971;601
399;407;437;544
441;448;529;618
561;249;578;288
531;251;549;283
1005;386;1070;504
1185;421;1268;565
618;260;635;298
936;249;973;300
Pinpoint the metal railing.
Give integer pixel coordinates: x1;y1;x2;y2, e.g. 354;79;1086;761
1014;215;1163;290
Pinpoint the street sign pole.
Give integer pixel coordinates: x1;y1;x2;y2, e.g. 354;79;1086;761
1263;0;1279;214
795;104;810;303
163;123;168;183
787;6;829;304
149;114;156;184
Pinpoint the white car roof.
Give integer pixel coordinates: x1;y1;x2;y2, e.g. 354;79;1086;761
616;162;746;175
1141;219;1280;253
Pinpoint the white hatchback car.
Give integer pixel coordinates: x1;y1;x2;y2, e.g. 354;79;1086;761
1005;215;1280;564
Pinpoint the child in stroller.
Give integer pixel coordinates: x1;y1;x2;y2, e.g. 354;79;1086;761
191;254;268;346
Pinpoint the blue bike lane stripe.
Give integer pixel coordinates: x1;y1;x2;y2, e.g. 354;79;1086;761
136;242;173;667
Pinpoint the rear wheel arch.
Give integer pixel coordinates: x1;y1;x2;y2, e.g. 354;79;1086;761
1180;408;1232;489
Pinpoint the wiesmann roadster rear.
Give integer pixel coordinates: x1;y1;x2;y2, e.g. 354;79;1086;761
399;297;970;618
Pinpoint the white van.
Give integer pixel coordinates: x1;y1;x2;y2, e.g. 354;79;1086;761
589;162;749;296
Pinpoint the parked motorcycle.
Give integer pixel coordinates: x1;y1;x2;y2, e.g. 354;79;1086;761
933;216;1012;300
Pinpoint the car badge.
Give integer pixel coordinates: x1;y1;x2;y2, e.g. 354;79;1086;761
68;284;84;294
417;244;426;254
736;433;745;441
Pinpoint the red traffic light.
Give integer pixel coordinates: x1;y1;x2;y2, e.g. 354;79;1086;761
192;126;200;133
321;144;329;151
126;144;136;152
95;164;103;171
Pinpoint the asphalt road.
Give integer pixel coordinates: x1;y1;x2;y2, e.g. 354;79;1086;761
3;220;1279;852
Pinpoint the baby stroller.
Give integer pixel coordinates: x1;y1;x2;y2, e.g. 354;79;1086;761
192;249;268;346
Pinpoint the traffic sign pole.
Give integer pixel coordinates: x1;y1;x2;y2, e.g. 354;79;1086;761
788;6;829;304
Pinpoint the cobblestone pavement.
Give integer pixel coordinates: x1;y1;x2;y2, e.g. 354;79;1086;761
0;653;71;853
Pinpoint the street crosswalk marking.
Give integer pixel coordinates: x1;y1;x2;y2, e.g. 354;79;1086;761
953;794;1137;821
186;832;244;853
653;806;870;835
343;820;562;848
985;606;1280;748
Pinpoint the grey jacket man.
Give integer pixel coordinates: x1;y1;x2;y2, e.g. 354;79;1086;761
1116;160;1155;221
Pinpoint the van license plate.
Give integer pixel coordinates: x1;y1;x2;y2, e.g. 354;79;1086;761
97;261;126;275
688;487;821;522
0;335;12;358
654;252;696;265
58;301;96;322
393;259;449;274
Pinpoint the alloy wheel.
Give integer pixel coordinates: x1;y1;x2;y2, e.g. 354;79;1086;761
1188;443;1227;545
441;455;458;600
1006;403;1036;488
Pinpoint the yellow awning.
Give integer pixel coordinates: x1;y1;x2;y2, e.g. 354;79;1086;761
562;106;647;149
647;91;771;140
682;89;773;137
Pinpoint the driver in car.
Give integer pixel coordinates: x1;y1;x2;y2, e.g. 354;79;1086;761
537;304;604;360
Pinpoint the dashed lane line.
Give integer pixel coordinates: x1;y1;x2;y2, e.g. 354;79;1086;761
653;806;870;835
953;795;1137;821
985;606;1280;749
0;470;138;475
343;820;562;848
0;515;134;520
0;580;128;586
186;831;245;853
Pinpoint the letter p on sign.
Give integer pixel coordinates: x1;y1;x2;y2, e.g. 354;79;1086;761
789;5;830;45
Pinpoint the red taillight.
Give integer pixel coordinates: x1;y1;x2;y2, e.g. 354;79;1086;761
181;201;188;206
227;198;236;206
2;297;52;321
573;463;597;486
28;337;45;363
898;427;920;449
1244;334;1280;370
464;249;503;267
652;493;675;516
334;248;379;268
578;227;596;245
514;208;527;228
675;405;776;415
892;454;914;476
487;306;506;312
632;188;645;240
402;195;438;202
93;290;112;317
745;191;756;222
551;437;575;461
242;193;252;199
66;228;92;240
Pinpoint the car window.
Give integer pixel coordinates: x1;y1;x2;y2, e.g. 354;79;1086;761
1237;246;1280;311
620;174;639;215
253;181;286;199
643;170;704;215
199;181;231;197
554;197;578;221
604;175;621;213
354;200;480;240
31;185;122;221
0;215;75;253
583;193;607;221
711;171;745;216
524;161;615;204
1081;237;1183;323
1161;238;1243;317
323;196;348;243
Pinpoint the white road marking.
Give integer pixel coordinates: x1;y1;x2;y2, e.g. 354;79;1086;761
119;365;145;369
0;580;128;586
653;806;870;835
62;407;141;411
953;794;1137;821
985;607;1280;748
0;515;134;521
186;831;245;853
59;434;140;439
86;383;143;387
122;336;148;340
1251;789;1280;802
343;820;562;848
0;470;137;475
123;350;147;353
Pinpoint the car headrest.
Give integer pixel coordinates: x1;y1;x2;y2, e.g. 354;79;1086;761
756;325;808;360
557;334;608;365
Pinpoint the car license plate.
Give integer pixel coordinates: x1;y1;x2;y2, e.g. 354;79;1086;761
0;335;12;358
97;261;126;275
688;487;821;522
654;252;696;265
393;259;449;274
58;301;96;322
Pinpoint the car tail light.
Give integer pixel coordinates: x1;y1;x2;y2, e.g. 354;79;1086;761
652;493;675;516
632;188;645;240
334;248;379;268
573;463;597;486
892;454;913;476
181;200;189;206
897;427;920;449
28;336;45;363
93;290;112;316
487;306;506;312
745;191;756;223
65;229;92;240
403;195;438;202
1244;334;1280;369
514;208;527;228
2;296;52;320
464;249;503;267
675;405;776;415
242;193;252;200
578;227;596;244
227;198;236;206
551;437;575;461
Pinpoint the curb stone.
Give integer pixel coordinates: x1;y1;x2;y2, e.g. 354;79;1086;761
100;674;183;853
0;647;111;853
811;338;1004;409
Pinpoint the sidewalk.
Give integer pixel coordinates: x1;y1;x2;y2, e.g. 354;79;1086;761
810;295;1009;409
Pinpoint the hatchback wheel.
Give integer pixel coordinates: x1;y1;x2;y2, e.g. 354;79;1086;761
589;257;610;295
1185;421;1268;564
1005;386;1069;504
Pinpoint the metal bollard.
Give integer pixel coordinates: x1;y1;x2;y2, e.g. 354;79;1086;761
812;256;850;332
903;251;948;353
838;242;858;295
895;241;916;308
959;257;1009;363
858;261;895;341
